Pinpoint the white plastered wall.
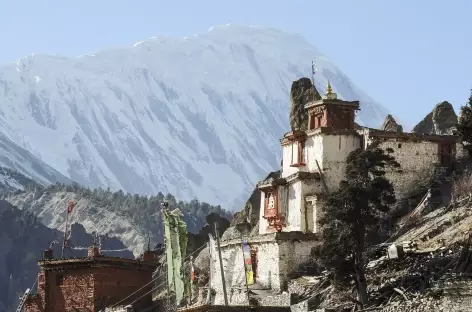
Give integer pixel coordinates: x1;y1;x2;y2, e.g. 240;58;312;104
282;180;302;232
211;241;281;305
320;134;361;191
282;142;302;178
302;181;324;233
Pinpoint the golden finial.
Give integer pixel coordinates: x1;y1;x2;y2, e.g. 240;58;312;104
323;80;337;100
325;80;333;95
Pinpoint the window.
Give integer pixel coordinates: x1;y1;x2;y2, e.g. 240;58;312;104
398;143;402;148
309;114;316;130
264;191;278;216
290;141;306;167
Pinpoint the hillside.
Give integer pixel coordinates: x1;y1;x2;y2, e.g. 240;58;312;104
0;25;391;211
6;182;232;255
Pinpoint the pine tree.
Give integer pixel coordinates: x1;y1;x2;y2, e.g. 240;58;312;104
313;142;399;307
457;89;472;156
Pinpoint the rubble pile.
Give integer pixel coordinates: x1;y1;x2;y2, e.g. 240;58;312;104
284;198;472;311
366;232;472;308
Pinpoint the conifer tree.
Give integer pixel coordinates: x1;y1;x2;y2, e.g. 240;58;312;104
313;142;399;307
457;89;472;156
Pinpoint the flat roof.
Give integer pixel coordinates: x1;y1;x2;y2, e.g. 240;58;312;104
304;98;360;110
364;128;459;142
39;256;157;271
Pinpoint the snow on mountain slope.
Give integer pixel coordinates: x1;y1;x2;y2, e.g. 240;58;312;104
0;132;71;187
0;25;390;210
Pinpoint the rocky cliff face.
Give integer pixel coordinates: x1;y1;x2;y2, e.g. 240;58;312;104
230;170;281;229
0;200;132;312
413;101;458;135
380;114;403;132
289;78;321;131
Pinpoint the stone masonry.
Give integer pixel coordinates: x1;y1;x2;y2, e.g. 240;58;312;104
24;246;157;312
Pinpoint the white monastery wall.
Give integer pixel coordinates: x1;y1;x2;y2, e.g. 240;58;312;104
259;192;269;234
283;181;302;233
320;134;361;191
277;185;289;220
282;142;301;178
302;182;324;233
211;241;280;305
305;135;323;173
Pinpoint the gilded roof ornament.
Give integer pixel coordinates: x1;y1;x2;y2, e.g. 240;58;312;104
323;80;337;100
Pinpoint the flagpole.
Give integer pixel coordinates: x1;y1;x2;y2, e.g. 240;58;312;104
312;60;317;103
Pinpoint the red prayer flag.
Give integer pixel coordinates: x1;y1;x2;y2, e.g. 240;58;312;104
67;201;75;214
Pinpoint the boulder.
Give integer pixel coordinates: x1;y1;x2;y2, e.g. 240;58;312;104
413;101;458;135
380;114;403;132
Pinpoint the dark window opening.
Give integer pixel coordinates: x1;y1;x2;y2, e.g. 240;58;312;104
398;143;402;148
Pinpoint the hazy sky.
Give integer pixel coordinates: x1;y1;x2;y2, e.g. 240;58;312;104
0;0;470;127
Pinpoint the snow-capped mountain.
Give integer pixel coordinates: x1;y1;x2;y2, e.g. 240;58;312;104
0;132;71;188
0;25;390;210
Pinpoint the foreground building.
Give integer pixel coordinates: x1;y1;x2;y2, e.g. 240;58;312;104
210;80;463;305
23;245;157;312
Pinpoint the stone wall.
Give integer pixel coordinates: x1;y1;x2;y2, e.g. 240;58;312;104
375;139;439;196
24;263;154;312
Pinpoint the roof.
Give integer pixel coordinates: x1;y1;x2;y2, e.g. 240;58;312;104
38;256;157;271
363;128;459;143
304;98;360;110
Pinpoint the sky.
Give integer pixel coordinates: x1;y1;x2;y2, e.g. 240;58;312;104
0;0;471;128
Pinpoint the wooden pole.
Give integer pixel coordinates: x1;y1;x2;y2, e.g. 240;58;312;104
61;207;69;258
206;241;212;304
214;223;229;306
240;239;251;305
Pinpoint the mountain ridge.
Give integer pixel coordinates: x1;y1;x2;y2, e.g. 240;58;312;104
0;25;391;210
